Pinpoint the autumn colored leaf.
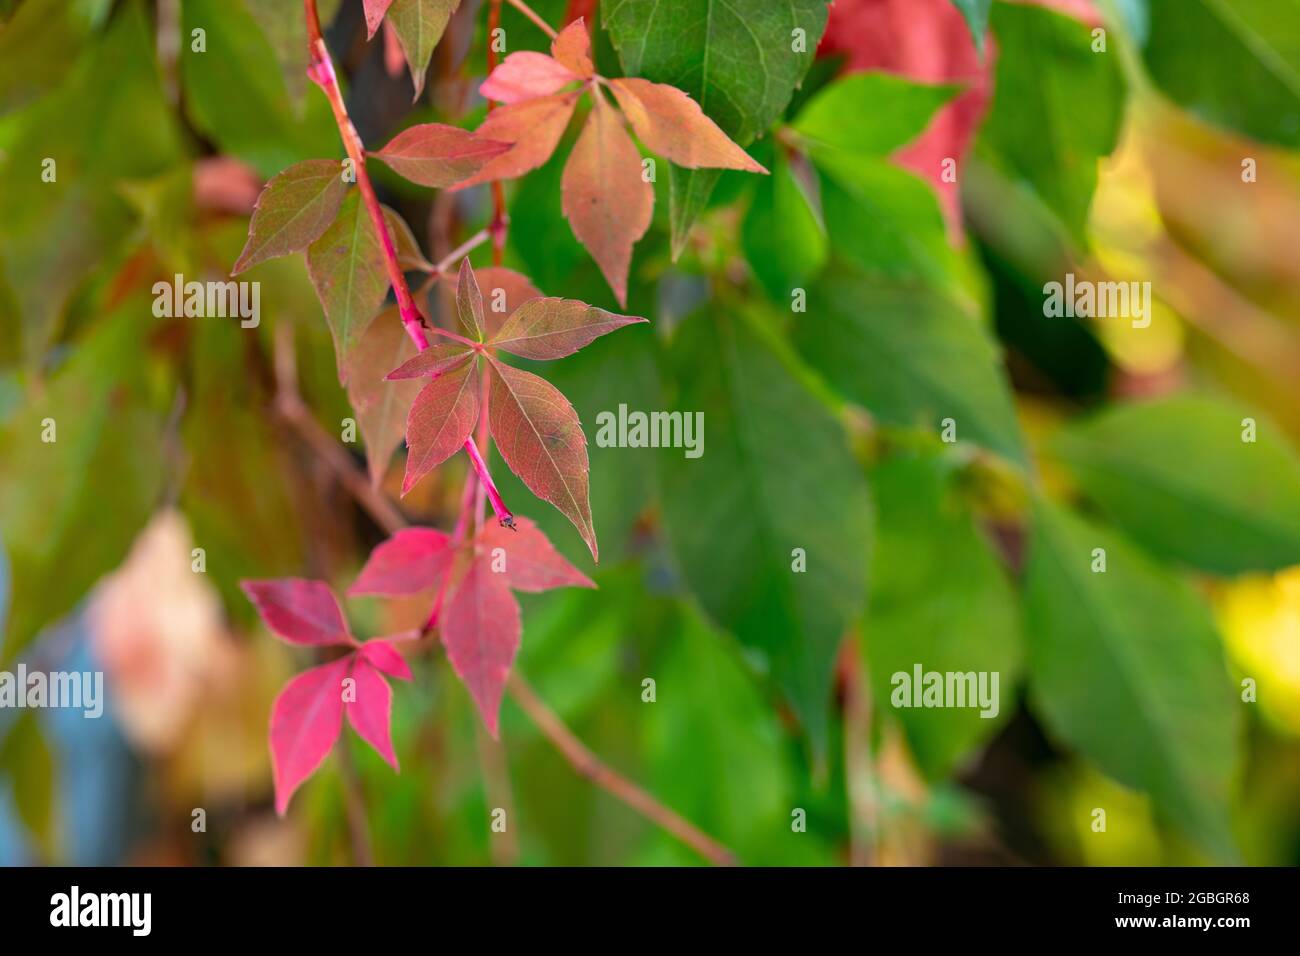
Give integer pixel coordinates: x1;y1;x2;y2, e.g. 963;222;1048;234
440;557;521;736
232;159;347;275
241;578;353;646
307;191;392;382
346;655;400;767
373;123;511;188
561;94;653;307
451;92;580;190
345;303;423;487
364;0;394;39
608;78;767;173
386;206;435;271
387;0;461;100
455;256;486;341
490;296;647;360
386;343;473;380
481;52;578;104
551;17;594;78
402;359;481;495
482;517;595;592
350;527;456;596
487;357;596;560
359;636;417;679
475;267;543;338
268;657;349;814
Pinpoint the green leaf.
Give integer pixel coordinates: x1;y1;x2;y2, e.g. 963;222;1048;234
742;153;827;301
976;1;1125;247
181;0;336;176
0;304;168;663
815;153;963;287
1142;0;1300;148
660;309;873;757
0;712;57;857
604;0;830;256
1023;497;1240;861
863;452;1022;778
949;0;993;53
795;271;1026;466
0;0;110;113
243;0;342;110
306;191;392;381
0;0;180;365
790;72;958;158
1053;396;1300;574
233;159;349;275
387;0;460;100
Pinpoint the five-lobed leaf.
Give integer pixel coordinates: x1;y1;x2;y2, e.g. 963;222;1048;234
373;123;512;188
232;159;348;275
489;297;647;360
402;359;481;495
487;357;597;560
560;93;653;307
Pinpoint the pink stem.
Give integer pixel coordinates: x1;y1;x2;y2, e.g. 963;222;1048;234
465;436;514;528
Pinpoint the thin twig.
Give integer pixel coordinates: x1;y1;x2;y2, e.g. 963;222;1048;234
335;738;375;866
505;0;558;39
841;639;879;866
507;673;739;866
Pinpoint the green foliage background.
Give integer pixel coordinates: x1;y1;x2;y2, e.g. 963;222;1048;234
1;0;1299;866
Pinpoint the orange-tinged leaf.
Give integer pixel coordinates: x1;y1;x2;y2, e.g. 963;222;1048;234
551;17;594;77
440;558;520;736
402;358;480;494
233;160;348;275
480;51;578;103
373;123;512;188
486;357;596;560
475;267;543;338
451;92;580;190
456;257;486;341
609;77;767;173
386;343;472;381
346;304;423;486
490;296;647;360
561;94;653;307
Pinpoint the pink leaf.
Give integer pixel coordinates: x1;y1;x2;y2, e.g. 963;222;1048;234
269;657;351;814
551;17;594;78
486;357;596;561
489;296;647;360
346;657;399;769
385;344;473;381
480;51;578;104
402;359;480;495
350;528;455;596
364;0;395;39
360;638;416;680
456;257;486;341
608;78;767;173
475;267;543;339
561;93;653;307
450;92;580;191
441;559;521;737
373;123;512;188
241;579;353;646
482;516;595;592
